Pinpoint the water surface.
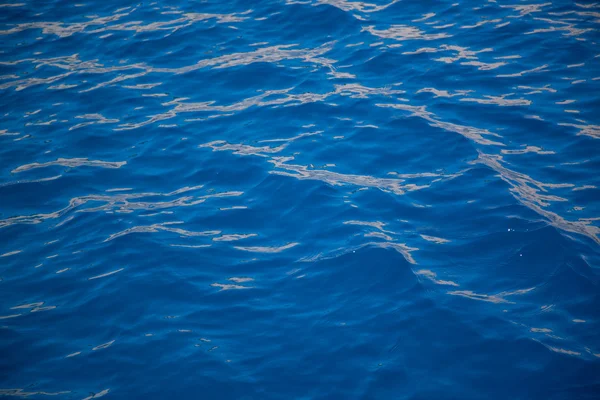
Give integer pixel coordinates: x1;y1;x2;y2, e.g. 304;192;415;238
1;1;600;399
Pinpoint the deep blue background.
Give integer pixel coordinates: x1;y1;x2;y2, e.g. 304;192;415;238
1;0;600;399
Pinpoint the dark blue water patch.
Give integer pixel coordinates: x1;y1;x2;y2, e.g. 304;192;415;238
271;3;361;42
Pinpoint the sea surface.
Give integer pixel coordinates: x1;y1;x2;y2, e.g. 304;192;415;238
1;0;600;399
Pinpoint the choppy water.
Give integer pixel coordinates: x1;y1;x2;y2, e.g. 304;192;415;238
1;0;600;398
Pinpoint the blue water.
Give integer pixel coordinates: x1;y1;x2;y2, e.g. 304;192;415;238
1;0;600;398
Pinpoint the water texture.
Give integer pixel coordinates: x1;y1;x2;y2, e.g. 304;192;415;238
1;0;600;399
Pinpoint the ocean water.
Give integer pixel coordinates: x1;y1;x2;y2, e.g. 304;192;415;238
1;0;600;398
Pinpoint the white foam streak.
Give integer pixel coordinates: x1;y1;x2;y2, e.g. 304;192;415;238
12;158;126;173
